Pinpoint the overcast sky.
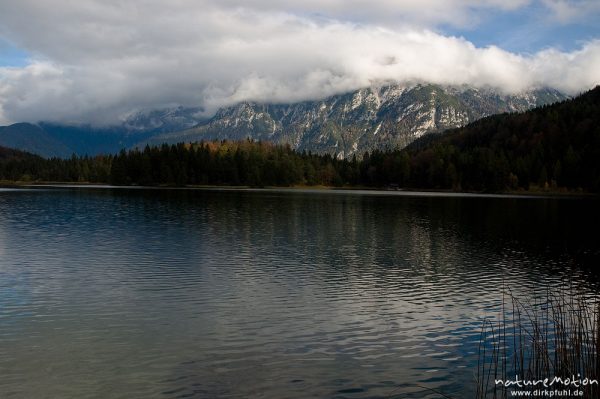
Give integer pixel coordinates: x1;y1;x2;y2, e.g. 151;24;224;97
0;0;599;125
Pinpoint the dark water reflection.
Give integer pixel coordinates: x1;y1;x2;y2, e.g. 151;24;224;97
0;187;599;398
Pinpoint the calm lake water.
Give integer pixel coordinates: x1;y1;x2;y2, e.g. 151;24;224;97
1;187;599;398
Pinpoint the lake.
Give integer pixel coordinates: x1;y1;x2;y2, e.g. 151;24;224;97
1;187;599;398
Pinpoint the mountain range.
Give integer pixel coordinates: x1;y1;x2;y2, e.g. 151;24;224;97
1;86;598;193
0;83;566;158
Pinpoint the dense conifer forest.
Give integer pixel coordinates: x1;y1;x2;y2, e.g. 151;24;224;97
1;86;598;193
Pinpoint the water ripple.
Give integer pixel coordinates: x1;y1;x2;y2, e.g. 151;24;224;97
0;188;599;398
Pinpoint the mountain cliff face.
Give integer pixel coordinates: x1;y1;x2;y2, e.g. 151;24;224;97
122;106;206;133
141;83;566;158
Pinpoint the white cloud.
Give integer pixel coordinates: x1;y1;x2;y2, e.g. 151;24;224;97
201;0;533;28
541;0;600;24
0;0;598;125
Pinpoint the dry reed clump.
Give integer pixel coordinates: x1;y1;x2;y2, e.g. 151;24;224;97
477;287;600;399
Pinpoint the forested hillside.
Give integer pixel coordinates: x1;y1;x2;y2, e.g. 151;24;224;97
398;85;600;191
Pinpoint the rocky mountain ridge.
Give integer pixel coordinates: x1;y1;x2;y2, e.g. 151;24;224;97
141;83;566;158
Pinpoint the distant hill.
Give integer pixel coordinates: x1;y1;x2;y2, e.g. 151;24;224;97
0;144;45;182
0;123;72;158
389;86;600;192
0;107;207;158
0;122;135;158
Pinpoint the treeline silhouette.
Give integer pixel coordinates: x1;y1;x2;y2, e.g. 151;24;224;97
0;141;357;187
1;86;599;192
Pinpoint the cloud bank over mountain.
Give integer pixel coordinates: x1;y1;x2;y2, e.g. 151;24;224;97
0;0;599;125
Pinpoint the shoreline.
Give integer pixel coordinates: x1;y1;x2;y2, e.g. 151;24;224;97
1;180;596;199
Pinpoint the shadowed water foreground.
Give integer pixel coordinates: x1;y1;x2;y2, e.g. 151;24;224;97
0;187;599;398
